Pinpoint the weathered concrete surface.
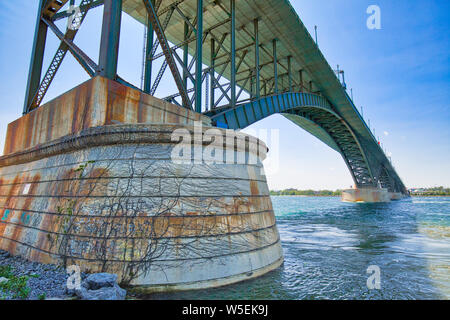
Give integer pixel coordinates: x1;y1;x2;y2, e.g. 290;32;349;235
342;188;390;203
341;188;407;203
0;78;283;292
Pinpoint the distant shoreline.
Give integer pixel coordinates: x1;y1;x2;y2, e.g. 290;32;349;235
269;189;342;197
270;194;341;197
270;194;450;197
270;190;450;197
410;195;450;197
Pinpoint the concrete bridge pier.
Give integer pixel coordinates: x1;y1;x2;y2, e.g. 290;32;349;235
341;188;408;203
0;77;283;292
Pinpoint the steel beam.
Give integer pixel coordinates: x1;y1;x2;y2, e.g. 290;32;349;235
23;0;48;114
195;0;203;112
42;18;99;76
143;0;191;109
143;3;154;94
273;39;278;94
183;21;189;90
230;0;236;108
287;56;292;92
299;69;303;92
28;0;98;112
254;19;260;99
52;0;104;21
99;0;122;79
210;38;215;108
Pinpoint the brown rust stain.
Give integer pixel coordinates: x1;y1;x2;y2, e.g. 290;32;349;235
82;79;95;130
137;92;146;123
250;180;259;196
106;80;127;125
71;81;88;133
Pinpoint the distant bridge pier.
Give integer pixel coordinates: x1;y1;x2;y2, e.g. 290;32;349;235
341;188;407;203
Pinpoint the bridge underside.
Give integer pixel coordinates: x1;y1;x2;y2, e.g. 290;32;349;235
206;92;405;193
22;0;408;195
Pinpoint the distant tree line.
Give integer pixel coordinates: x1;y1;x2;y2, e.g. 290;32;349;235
269;189;342;196
410;187;450;196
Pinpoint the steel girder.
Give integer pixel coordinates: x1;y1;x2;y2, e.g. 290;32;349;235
21;0;408;195
25;0;312;113
132;0;310;111
24;0;104;113
205;92;405;193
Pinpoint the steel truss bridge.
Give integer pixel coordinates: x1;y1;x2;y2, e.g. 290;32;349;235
22;0;408;194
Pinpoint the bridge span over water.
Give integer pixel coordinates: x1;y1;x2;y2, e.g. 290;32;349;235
23;0;407;196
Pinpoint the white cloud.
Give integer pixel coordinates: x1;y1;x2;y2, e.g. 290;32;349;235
384;131;389;136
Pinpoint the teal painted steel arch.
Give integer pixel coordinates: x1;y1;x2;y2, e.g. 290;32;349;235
205;92;385;191
206;92;333;129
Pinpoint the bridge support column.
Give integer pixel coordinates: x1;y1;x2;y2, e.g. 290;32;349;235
195;0;203;112
99;0;123;79
143;1;154;94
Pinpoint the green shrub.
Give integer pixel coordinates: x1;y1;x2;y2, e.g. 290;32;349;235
0;274;31;299
38;293;47;300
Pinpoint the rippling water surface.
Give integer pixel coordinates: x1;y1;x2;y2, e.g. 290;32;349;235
144;196;450;300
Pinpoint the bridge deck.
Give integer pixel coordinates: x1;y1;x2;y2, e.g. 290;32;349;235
122;0;376;151
30;0;407;194
121;0;405;192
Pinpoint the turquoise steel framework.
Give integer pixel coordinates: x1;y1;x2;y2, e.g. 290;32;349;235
21;0;408;195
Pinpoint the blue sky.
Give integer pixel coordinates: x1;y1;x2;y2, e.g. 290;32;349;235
0;0;449;190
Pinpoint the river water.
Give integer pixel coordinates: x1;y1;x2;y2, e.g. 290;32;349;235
146;196;450;300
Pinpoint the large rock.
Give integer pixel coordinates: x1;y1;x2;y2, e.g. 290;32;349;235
0;277;9;284
76;285;126;300
74;273;126;300
84;273;118;290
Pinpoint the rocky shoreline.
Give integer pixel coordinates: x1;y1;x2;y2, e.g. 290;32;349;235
0;250;127;300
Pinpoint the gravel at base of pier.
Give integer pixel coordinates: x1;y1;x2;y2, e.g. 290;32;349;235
0;249;74;300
